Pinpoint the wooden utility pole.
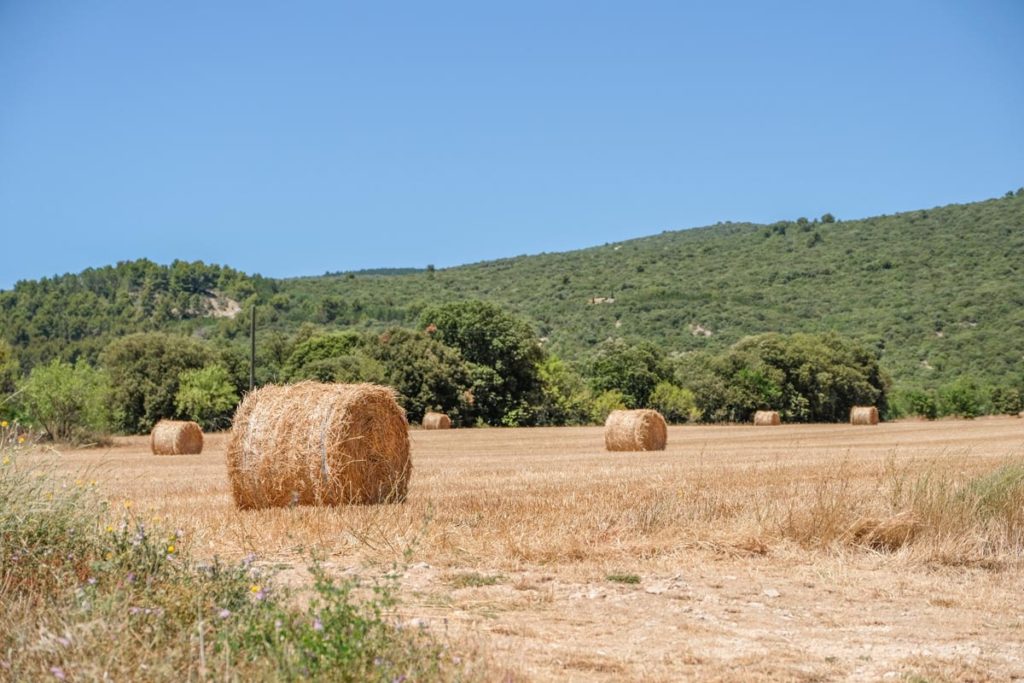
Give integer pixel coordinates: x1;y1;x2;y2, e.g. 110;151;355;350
249;304;256;391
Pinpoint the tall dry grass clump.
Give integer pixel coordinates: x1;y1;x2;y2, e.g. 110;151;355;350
753;410;781;426
226;382;411;509
150;420;203;455
850;406;879;425
604;409;667;451
422;412;451;430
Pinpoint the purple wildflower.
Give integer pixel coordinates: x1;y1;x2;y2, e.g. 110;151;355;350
313;617;324;632
218;608;232;619
50;666;66;680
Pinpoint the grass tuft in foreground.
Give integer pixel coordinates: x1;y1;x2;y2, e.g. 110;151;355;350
0;452;469;682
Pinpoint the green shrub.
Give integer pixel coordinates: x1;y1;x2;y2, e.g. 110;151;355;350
0;453;465;681
589;389;628;423
939;379;983;418
175;365;239;430
102;333;212;433
18;359;110;444
648;382;699;423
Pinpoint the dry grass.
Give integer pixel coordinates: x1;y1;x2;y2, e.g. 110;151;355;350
33;417;1024;681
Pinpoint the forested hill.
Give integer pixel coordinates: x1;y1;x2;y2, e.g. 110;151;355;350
2;191;1022;390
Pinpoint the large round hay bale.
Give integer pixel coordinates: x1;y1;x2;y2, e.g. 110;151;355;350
422;412;451;430
150;420;204;455
226;382;411;509
850;406;880;425
753;410;781;426
604;409;667;452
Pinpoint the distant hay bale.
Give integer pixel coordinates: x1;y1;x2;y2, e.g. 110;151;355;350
150;420;203;455
604;409;667;452
422;412;451;430
226;382;411;509
847;513;921;551
850;406;880;425
753;410;781;426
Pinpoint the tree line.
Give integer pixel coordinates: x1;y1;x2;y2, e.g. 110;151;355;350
8;299;1016;445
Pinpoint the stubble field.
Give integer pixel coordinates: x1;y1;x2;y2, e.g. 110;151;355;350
43;418;1024;681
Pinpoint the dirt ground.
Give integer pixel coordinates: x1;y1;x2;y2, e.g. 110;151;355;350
41;417;1024;682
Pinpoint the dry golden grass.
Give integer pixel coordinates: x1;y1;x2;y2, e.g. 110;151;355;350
36;417;1024;681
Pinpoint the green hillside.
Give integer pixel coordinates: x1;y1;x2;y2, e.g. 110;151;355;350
2;191;1022;392
278;191;1024;389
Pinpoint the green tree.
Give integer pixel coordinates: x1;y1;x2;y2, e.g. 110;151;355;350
419;301;544;424
535;355;591;425
283;331;385;383
367;328;473;425
175;365;239;430
588;389;628;423
19;359;110;443
102;333;212;433
648;381;699;423
588;339;667;408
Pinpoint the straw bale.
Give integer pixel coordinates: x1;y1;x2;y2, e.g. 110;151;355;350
226;382;410;509
150;420;203;455
753;410;781;426
847;513;921;551
422;412;452;430
850;406;880;425
604;409;667;451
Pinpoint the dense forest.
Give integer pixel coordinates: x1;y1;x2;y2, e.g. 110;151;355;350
1;191;1022;435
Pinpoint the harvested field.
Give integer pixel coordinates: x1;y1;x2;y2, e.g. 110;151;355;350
39;417;1024;681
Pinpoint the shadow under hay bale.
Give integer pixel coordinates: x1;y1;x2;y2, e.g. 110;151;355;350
150;420;204;455
226;382;411;509
850;406;880;425
422;412;452;430
604;409;667;452
753;410;781;426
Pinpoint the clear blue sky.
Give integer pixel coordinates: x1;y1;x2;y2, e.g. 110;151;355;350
1;1;1021;289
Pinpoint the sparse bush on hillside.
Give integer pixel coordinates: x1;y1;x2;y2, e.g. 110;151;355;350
18;359;110;444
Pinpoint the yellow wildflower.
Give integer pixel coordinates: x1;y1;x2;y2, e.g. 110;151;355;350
106;525;114;533
1;420;8;428
123;500;133;509
250;584;262;594
167;544;176;554
2;457;9;466
17;436;25;444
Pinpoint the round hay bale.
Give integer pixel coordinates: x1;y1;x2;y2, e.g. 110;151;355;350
850;406;880;425
753;410;781;426
150;420;204;455
604;409;667;452
226;382;411;509
422;412;452;430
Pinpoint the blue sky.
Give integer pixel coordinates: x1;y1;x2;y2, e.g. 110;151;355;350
1;1;1021;289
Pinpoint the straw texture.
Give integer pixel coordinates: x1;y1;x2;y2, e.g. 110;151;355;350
850;406;880;425
226;382;411;509
150;420;203;455
753;410;781;426
422;412;452;429
604;409;668;451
